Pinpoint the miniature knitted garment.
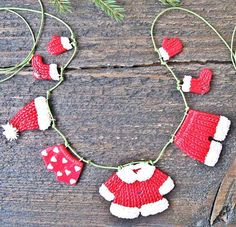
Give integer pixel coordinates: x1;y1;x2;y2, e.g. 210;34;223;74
2;96;51;141
182;68;213;94
31;55;60;80
174;109;231;166
41;144;84;186
159;37;183;61
47;36;73;56
99;163;175;219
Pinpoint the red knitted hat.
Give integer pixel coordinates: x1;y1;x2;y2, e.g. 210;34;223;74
159;37;183;61
182;68;213;94
47;35;73;56
2;96;52;141
41;144;84;186
31;55;60;80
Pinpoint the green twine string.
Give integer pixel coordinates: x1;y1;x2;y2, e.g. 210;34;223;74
0;3;235;170
0;0;45;83
150;6;236;165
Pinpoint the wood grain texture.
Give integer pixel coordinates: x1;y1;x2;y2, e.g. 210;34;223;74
210;158;236;225
0;0;236;226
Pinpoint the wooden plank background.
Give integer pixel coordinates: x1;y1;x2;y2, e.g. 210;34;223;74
0;0;235;226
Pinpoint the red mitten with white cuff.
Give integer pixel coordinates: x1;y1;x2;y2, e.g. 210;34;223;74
31;55;61;80
99;163;174;219
41;144;84;186
47;35;73;56
159;37;183;61
182;68;213;94
2;96;51;141
174;109;231;166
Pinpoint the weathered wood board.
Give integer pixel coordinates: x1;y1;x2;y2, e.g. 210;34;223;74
0;0;235;226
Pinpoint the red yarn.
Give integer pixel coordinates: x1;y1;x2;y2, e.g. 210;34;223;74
174;109;230;165
10;99;39;132
107;169;167;207
31;55;52;80
99;163;174;218
41;144;84;186
162;37;183;58
185;68;213;94
47;36;72;56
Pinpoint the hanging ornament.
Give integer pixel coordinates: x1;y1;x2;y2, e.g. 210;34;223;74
99;163;174;219
159;37;183;61
2;97;51;141
47;35;73;56
174;109;231;166
31;55;61;80
41;144;84;186
182;68;213;94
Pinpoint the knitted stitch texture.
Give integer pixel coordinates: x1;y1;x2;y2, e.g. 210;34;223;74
182;68;213;94
99;163;174;219
47;35;73;56
174;109;231;166
2;97;51;140
32;55;60;80
159;37;183;61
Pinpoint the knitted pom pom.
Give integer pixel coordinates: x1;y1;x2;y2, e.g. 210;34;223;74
182;68;213;94
174;109;231;166
2;123;18;141
31;55;60;80
2;97;51;141
99;163;174;219
41;144;84;186
47;35;73;56
159;37;183;61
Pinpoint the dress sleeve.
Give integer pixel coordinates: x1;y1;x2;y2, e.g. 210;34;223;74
152;168;175;196
99;173;123;201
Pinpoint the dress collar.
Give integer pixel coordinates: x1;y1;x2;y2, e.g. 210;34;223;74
116;163;155;184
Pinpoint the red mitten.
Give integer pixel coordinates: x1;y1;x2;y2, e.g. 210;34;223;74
47;35;73;56
41;144;84;186
182;68;213;94
2;97;51;141
174;109;231;166
99;163;174;219
159;37;183;61
31;55;60;80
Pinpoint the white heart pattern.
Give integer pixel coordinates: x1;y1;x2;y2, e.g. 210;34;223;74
62;158;68;164
50;156;57;162
47;163;53;170
41;150;48;156
74;166;81;172
70;179;76;185
65;169;71;176
41;145;84;186
53;147;60;153
57;171;63;176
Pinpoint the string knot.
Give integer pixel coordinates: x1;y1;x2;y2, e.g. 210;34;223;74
161;60;167;66
64;140;70;147
170;135;175;143
148;160;154;165
176;81;181;90
118;165;123;170
47;91;51;98
185;107;190;112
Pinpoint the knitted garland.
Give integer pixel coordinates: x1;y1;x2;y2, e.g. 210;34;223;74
0;0;235;220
